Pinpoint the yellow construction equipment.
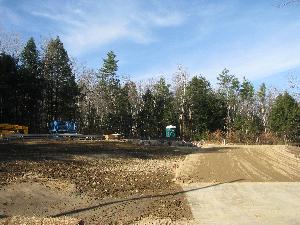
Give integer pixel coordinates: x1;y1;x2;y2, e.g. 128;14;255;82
0;124;28;137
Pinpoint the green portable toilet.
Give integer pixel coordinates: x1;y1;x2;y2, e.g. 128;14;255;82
166;125;176;138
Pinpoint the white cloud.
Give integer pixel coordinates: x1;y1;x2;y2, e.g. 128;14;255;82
25;0;186;56
64;23;151;55
6;0;299;85
197;29;300;82
30;11;83;26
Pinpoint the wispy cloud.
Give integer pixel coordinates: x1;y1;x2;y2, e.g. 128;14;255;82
2;0;300;85
22;0;186;56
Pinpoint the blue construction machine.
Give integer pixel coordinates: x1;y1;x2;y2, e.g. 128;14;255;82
48;120;77;134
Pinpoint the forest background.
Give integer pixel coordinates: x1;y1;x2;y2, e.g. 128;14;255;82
1;35;299;143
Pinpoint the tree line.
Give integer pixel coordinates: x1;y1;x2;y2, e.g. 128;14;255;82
0;37;299;143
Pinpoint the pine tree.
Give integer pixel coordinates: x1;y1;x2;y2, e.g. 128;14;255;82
0;53;19;124
187;76;226;140
117;85;133;137
269;92;300;141
43;37;79;123
20;37;43;132
98;51;119;86
138;89;156;138
97;51;121;133
153;77;176;138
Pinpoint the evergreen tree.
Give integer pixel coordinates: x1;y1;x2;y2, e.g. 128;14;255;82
187;76;226;140
43;37;79;123
153;77;176;137
20;37;43;132
97;51;121;133
0;53;19;124
269;92;300;141
240;77;254;104
98;51;119;86
117;85;133;137
138;89;156;138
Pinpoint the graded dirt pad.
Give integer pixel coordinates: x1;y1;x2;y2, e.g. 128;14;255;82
175;144;300;184
184;182;300;225
0;140;194;224
175;144;300;225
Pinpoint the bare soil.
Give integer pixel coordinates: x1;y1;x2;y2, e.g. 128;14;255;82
0;140;195;224
175;144;300;225
1;141;300;224
185;182;300;225
175;144;300;185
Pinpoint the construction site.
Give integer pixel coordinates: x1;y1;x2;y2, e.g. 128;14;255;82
1;1;300;224
0;135;300;224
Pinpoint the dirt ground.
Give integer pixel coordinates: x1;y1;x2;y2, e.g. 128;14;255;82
175;144;300;225
185;182;300;225
175;144;300;184
0;140;195;224
0;141;300;224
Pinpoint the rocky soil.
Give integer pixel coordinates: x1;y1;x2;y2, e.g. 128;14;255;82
0;140;195;224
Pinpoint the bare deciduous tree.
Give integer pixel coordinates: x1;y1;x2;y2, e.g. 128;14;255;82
0;29;22;59
173;65;190;140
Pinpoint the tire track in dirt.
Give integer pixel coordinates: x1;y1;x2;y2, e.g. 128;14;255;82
239;146;300;181
175;145;300;184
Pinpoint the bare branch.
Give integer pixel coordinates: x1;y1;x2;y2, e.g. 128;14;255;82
275;0;300;8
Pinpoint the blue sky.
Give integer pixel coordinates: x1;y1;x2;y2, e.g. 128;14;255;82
1;0;300;90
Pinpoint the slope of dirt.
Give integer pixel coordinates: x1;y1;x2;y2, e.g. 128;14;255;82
0;141;193;224
175;144;300;184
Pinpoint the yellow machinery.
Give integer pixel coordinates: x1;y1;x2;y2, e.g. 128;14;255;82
0;124;28;137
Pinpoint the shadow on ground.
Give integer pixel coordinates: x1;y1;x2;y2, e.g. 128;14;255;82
52;179;243;218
